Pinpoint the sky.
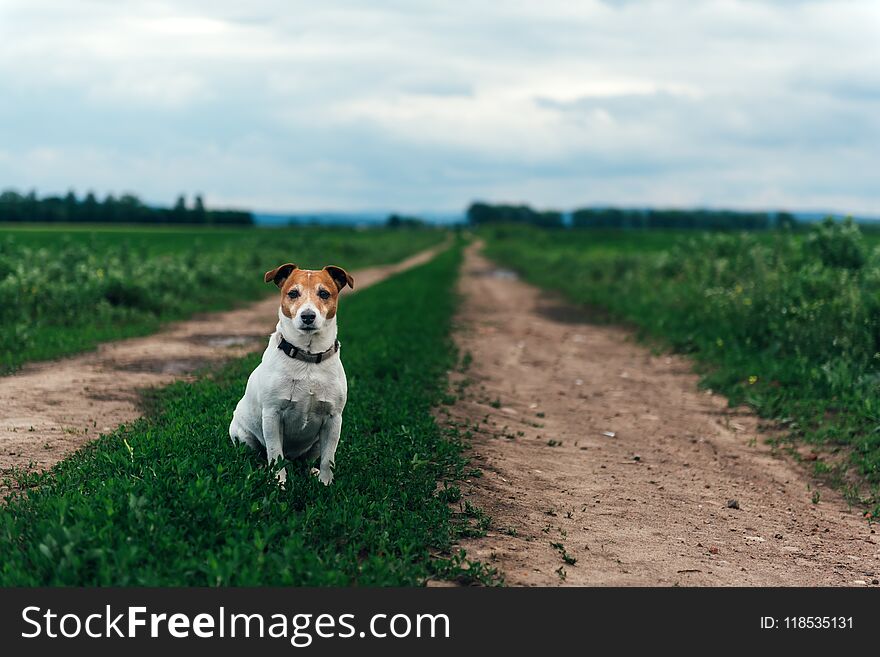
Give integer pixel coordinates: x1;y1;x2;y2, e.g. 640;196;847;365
0;0;878;215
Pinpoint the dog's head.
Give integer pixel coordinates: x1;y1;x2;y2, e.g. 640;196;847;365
264;263;354;333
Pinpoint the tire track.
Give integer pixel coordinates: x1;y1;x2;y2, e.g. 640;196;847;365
447;242;878;586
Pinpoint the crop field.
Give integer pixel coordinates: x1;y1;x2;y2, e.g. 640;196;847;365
0;243;494;585
484;221;880;516
0;224;269;254
0;224;443;373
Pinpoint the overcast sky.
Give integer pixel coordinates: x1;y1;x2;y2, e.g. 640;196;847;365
0;0;878;215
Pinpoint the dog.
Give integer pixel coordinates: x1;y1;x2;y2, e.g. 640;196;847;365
229;262;354;485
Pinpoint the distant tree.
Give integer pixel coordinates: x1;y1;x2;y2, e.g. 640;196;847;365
63;190;78;222
118;194;145;223
101;194;118;223
171;195;188;224
82;191;99;222
23;190;39;222
386;213;425;228
0;190;24;222
467;201;556;226
41;195;65;222
466;202;495;225
193;194;207;224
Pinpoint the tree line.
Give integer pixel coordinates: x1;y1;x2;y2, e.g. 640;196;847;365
0;190;253;225
467;202;796;230
466;202;565;228
385;213;427;228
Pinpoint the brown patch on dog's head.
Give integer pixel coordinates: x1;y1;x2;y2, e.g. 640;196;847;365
266;265;352;323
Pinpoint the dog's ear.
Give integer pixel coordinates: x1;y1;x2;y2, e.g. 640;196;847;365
264;263;297;287
324;265;354;291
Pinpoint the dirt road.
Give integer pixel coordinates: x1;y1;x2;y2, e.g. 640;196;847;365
448;243;879;586
0;243;445;473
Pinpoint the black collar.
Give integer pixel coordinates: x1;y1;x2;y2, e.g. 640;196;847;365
277;335;340;364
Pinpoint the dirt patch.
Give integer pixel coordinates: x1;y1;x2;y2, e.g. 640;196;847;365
445;242;879;586
0;243;447;473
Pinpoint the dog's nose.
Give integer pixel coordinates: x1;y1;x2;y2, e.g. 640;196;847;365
300;310;316;325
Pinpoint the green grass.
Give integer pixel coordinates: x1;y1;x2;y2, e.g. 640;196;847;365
0;223;266;255
0;224;443;373
0;244;493;586
484;221;880;518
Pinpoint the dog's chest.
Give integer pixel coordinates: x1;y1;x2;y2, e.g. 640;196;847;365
271;366;341;436
283;378;334;416
283;363;339;400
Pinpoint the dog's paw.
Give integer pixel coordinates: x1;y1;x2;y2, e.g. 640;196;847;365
275;468;288;486
309;466;333;485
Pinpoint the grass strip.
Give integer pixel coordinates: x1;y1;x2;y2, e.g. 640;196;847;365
0;243;493;585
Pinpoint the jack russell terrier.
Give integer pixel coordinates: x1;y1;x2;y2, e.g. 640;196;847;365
229;263;354;485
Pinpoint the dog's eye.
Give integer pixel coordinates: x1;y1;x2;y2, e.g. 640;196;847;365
288;289;300;299
318;289;331;300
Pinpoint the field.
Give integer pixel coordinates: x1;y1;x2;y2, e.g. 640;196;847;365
0;224;443;373
2;218;878;588
0;242;495;585
483;221;880;516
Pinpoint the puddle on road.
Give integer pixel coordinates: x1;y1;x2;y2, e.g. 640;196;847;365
113;357;209;375
476;268;519;280
188;334;266;348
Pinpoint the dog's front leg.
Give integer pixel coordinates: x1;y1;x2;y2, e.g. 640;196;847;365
261;408;286;485
316;415;342;486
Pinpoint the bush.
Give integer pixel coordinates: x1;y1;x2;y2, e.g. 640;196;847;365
804;217;867;269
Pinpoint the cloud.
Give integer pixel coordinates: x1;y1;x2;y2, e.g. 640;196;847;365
0;0;878;214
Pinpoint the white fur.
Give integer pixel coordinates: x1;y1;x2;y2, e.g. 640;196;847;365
229;301;347;486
